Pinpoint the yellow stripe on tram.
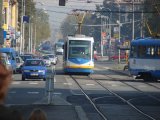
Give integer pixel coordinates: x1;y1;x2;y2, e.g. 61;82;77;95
66;65;94;69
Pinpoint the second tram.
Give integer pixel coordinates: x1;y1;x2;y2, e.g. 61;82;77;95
63;34;94;75
129;38;160;81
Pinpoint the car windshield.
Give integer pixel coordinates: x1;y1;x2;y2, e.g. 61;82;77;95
48;55;55;58
43;56;50;59
25;60;44;66
20;55;32;61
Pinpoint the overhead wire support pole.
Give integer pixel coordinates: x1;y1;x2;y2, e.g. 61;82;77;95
132;1;135;40
22;0;25;53
118;4;121;64
20;0;24;54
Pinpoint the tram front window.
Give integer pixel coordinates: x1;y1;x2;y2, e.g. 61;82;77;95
69;40;91;59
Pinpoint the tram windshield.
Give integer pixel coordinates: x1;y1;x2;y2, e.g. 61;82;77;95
68;40;91;59
130;45;160;58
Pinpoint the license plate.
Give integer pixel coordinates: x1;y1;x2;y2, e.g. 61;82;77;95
31;73;38;76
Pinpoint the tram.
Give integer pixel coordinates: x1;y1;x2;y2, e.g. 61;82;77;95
129;37;160;81
63;34;94;75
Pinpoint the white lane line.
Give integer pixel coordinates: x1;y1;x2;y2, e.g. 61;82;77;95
9;91;16;94
12;82;20;85
86;84;95;86
53;92;62;95
29;82;38;85
104;67;109;69
138;85;147;88
54;77;56;82
63;83;72;85
111;84;118;87
28;92;39;94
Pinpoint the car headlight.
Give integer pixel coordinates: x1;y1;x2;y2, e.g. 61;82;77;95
39;70;45;73
24;70;30;72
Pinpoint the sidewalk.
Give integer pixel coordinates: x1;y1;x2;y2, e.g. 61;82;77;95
97;56;130;76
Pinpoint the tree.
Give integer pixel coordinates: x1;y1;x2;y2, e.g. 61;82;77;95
143;0;160;37
17;0;51;50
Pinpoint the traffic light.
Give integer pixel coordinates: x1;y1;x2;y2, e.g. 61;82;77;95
59;0;66;6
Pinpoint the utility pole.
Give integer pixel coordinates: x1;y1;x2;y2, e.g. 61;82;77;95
118;4;121;64
22;0;25;53
132;1;135;40
20;0;24;54
101;16;103;57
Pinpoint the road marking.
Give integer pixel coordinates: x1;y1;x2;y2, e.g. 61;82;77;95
29;82;38;85
138;85;147;88
86;84;95;86
28;92;39;94
53;92;62;95
12;82;20;85
111;84;118;87
63;83;72;85
104;67;109;69
54;77;56;82
9;91;16;94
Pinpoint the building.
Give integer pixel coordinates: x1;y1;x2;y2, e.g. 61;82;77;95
2;0;18;48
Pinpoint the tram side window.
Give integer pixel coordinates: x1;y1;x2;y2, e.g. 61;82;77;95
138;46;146;58
130;46;137;58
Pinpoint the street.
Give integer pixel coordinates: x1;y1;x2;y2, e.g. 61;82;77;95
4;56;160;120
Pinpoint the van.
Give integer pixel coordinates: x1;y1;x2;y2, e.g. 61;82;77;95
1;53;12;70
0;48;17;73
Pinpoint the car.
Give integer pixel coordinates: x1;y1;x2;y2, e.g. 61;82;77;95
46;54;57;65
110;54;126;60
20;55;33;62
1;53;12;70
21;59;47;81
42;55;52;67
15;57;24;73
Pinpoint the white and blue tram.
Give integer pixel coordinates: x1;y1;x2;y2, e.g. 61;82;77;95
63;34;94;74
129;38;160;81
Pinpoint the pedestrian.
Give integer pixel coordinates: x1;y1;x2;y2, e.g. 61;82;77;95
0;56;23;120
28;108;47;120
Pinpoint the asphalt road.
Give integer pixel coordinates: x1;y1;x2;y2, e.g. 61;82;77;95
4;56;160;120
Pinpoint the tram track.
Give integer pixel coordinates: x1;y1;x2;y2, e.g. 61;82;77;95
69;74;159;120
92;72;160;120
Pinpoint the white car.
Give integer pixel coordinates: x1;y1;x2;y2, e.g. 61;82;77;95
46;54;57;65
42;56;52;67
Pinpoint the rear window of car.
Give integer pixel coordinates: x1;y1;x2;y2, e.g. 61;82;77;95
43;56;50;59
48;55;55;58
25;60;44;66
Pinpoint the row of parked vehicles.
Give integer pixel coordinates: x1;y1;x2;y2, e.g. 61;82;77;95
0;47;57;81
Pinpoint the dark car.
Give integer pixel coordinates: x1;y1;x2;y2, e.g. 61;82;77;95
20;55;33;62
110;54;126;60
21;59;47;81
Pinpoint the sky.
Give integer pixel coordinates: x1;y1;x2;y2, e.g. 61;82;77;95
34;0;103;41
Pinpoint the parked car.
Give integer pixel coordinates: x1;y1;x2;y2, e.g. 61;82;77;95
46;54;57;65
110;54;126;60
20;55;33;62
1;53;12;70
42;55;51;67
15;57;24;73
21;59;47;81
